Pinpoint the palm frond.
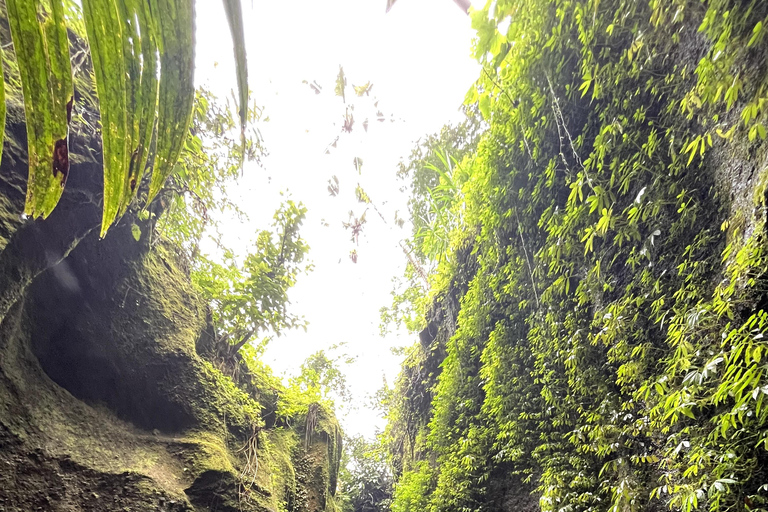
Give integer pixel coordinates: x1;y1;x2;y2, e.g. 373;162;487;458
8;0;73;218
146;0;196;207
223;0;248;131
5;0;249;233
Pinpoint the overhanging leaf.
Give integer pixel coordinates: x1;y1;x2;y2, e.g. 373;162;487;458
222;0;248;131
82;0;130;236
7;0;73;218
115;0;159;219
0;47;6;167
44;0;73;201
147;0;196;205
130;0;159;207
84;0;159;236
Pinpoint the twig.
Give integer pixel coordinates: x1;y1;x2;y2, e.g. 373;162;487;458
399;241;429;287
482;67;536;163
358;187;431;287
545;73;596;195
513;207;540;309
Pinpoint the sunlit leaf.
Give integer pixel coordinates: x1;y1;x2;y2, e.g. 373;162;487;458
353;82;373;96
479;93;491;119
113;0;159;222
129;0;159;209
82;0;130;235
355;184;370;204
8;0;73;219
222;0;248;131
147;0;196;205
131;223;141;241
0;47;6;167
335;66;346;103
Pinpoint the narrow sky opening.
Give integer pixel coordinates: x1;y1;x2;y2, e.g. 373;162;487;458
195;0;482;437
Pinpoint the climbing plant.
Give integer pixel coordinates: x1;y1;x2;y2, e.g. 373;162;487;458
387;0;768;511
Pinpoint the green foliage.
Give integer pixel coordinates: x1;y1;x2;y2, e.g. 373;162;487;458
390;462;433;512
192;200;311;356
380;121;481;336
7;0;72;218
379;273;425;336
81;0;159;235
412;150;466;263
388;0;768;511
153;88;290;366
157;88;264;257
1;0;249;234
397;121;481;265
145;0;196;207
338;434;393;512
278;350;353;421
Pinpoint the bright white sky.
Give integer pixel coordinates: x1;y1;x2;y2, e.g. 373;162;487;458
194;0;482;437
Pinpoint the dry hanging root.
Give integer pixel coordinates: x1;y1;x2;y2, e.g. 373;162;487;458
237;425;260;507
305;403;319;451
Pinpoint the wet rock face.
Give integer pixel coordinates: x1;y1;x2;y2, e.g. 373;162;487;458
26;232;200;434
184;470;241;512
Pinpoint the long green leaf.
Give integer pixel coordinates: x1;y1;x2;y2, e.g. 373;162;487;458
114;0;140;219
44;0;72;137
82;0;130;236
147;0;196;204
0;46;6;166
114;0;158;219
7;0;73;218
222;0;248;131
84;0;159;236
131;0;159;204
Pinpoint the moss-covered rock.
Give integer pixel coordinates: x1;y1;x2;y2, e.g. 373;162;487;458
0;95;341;512
0;211;343;510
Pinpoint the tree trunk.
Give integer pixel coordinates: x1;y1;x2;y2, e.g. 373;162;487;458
229;328;257;357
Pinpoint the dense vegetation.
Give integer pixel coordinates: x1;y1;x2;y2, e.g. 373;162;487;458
385;1;768;512
6;0;768;511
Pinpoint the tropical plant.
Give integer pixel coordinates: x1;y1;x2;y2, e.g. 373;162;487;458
338;434;394;512
379;120;480;336
276;348;354;423
3;0;249;236
192;200;311;359
387;0;768;511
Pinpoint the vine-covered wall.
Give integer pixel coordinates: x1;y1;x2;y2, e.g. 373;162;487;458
388;1;768;511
